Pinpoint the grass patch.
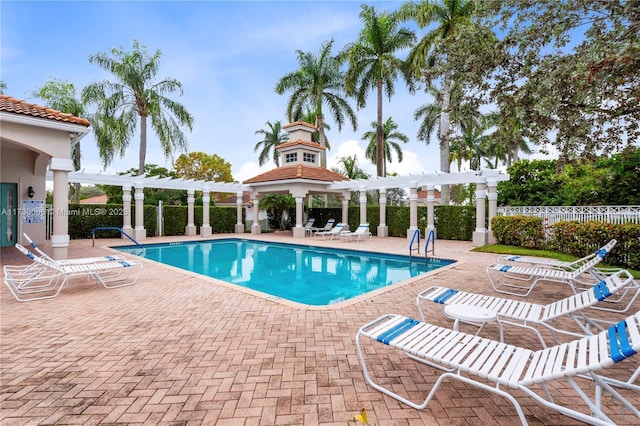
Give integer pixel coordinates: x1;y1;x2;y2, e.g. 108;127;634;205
474;244;640;278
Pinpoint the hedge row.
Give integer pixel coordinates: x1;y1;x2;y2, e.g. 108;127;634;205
308;205;476;240
491;215;640;270
68;204;240;239
68;204;478;240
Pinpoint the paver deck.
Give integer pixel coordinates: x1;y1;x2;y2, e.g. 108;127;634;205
1;233;639;425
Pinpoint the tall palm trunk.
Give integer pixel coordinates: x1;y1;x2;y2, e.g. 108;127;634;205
376;79;384;177
439;69;453;204
139;114;147;175
317;113;327;168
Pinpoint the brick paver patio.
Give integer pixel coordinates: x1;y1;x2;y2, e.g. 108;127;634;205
1;234;639;425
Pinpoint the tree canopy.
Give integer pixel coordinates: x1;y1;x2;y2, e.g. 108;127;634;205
497;147;640;206
477;0;639;162
173;152;234;183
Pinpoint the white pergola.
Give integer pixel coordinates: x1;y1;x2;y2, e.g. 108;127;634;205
65;172;247;239
62;168;508;246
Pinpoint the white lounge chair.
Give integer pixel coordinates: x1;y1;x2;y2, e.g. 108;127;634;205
417;269;639;348
303;218;316;237
356;311;640;426
310;218;335;234
498;239;617;272
4;244;142;302
22;232;127;265
486;242;614;296
339;223;372;242
314;222;345;240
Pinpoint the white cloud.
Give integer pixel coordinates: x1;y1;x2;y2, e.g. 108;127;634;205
233;160;276;184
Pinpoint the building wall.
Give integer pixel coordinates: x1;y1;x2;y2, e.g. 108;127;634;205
0;142;48;244
1;122;74;246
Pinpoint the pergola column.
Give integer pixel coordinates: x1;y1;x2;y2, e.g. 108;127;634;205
251;196;262;234
201;186;212;238
122;184;133;236
292;197;305;238
426;184;436;239
407;183;418;241
472;180;487;247
377;188;388;237
185;188;197;236
235;191;245;234
50;158;73;260
133;181;146;241
487;178;499;244
341;199;349;231
359;187;367;225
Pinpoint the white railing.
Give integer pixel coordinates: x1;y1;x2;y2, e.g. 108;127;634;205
497;206;640;226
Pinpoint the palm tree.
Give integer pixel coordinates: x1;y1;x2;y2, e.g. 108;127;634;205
331;155;371;180
414;82;472;171
397;0;476;201
275;39;357;168
361;117;409;176
32;78;87;202
492;109;534;167
253;120;287;167
454;113;494;171
341;4;416;177
82;40;194;175
332;155;371;206
295;109;331;148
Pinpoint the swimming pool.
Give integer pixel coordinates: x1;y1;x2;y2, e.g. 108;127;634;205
115;239;454;306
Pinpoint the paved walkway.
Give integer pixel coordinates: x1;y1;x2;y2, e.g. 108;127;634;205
1;233;639;425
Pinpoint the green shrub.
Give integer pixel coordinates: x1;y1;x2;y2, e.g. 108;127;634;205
491;215;545;248
67;204;156;239
494;217;640;270
436;205;476;241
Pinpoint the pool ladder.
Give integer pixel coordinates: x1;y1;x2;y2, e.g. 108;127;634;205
409;229;435;259
92;226;145;255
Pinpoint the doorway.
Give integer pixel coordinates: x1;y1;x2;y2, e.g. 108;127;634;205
1;183;18;247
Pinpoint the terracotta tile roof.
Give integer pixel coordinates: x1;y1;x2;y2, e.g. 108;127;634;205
79;194;108;204
283;121;317;130
276;139;326;151
418;189;441;199
243;164;349;184
0;95;90;127
217;191;252;205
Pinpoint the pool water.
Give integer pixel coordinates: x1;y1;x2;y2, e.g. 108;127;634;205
115;239;454;306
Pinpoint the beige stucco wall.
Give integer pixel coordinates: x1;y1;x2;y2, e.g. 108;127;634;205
0;142;48;245
1;120;76;246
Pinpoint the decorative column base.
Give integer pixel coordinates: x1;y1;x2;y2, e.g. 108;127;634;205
133;228;147;241
185;225;197;236
235;224;245;234
50;234;70;260
377;225;388;238
487;231;497;245
121;225;134;239
425;226;437;240
251;223;262;235
472;230;488;247
200;225;212;238
406;227;419;242
292;227;306;238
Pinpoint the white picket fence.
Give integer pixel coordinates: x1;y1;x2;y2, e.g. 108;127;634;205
497;205;640;226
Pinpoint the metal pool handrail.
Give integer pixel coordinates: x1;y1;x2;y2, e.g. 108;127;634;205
92;227;145;255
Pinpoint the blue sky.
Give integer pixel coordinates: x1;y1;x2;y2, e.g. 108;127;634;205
2;0;542;182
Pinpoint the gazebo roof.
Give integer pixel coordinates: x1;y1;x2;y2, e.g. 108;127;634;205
276;139;326;151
